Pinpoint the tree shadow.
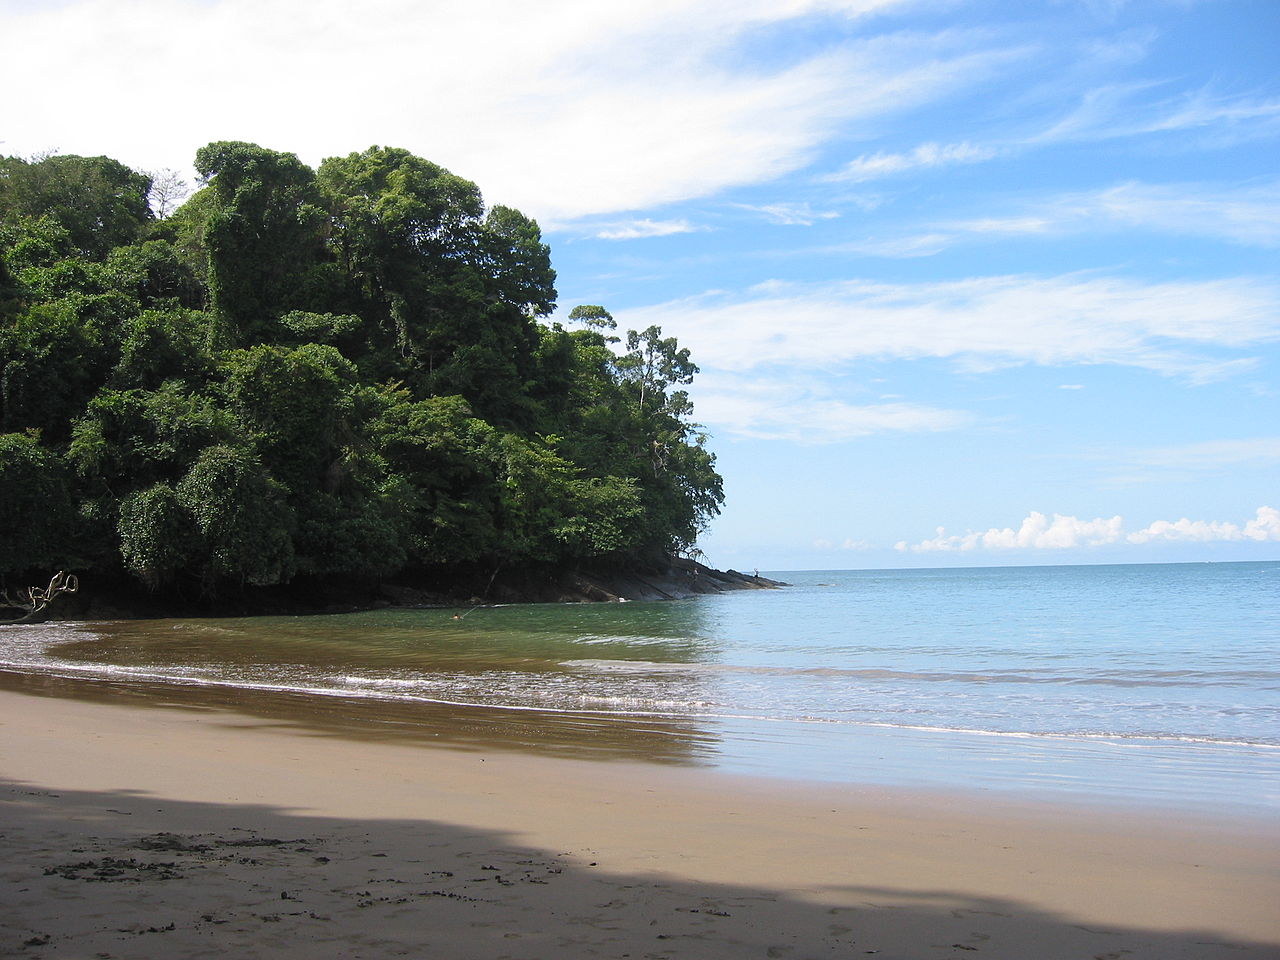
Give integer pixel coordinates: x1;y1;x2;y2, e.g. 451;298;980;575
2;778;1275;960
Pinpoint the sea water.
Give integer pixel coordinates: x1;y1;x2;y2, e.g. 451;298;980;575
2;561;1277;814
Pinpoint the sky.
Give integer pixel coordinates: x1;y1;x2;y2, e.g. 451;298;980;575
2;0;1277;571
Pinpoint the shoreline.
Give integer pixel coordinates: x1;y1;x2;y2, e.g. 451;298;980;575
3;658;1276;821
3;688;1278;958
4;558;785;625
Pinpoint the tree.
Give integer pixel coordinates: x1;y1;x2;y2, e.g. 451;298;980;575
0;153;152;259
567;303;617;333
193;141;326;343
146;168;189;219
175;445;295;589
617;324;697;414
317;146;553;425
0;432;76;574
118;483;198;588
0;141;727;596
0;301;106;440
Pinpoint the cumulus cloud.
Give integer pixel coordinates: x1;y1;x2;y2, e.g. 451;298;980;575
1127;506;1280;544
897;512;1125;552
621;273;1280;383
895;507;1280;552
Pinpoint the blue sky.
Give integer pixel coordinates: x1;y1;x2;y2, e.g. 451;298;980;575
3;0;1277;570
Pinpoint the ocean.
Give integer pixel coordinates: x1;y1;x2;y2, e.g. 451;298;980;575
2;561;1276;814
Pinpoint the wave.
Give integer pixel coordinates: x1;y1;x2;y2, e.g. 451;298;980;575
561;658;1280;688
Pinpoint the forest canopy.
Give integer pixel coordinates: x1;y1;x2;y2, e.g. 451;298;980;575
0;145;723;596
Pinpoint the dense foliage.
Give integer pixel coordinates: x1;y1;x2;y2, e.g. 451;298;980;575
0;145;723;595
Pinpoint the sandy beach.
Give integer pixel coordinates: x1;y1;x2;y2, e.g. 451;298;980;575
2;686;1277;959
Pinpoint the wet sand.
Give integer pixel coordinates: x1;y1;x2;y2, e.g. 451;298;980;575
2;688;1278;959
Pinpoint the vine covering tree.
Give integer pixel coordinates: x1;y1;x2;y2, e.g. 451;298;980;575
0;143;724;596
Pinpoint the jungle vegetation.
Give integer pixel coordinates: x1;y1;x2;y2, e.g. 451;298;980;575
0;145;723;598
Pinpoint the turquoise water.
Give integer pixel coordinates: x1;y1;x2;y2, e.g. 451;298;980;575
2;561;1277;813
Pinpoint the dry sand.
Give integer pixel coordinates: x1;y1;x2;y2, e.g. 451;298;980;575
1;687;1277;959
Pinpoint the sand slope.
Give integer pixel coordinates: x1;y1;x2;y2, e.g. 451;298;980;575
2;689;1277;959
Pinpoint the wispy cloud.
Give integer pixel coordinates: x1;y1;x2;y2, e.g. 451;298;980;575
849;180;1280;257
896;506;1280;552
944;181;1280;248
822;141;1000;182
733;202;840;226
592;219;701;240
840;233;955;257
0;0;1022;224
691;372;974;443
623;273;1280;384
814;537;876;551
1098;437;1280;485
1126;437;1280;470
1035;82;1280;144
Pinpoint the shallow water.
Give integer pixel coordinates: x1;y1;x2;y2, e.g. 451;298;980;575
3;561;1277;813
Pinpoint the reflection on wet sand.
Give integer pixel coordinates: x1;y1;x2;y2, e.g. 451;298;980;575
0;668;721;766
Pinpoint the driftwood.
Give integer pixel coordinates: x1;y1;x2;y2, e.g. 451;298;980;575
0;571;79;623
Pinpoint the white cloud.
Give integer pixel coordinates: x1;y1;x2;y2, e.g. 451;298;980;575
0;0;1021;224
734;202;840;226
840;233;954;258
895;507;1280;552
942;181;1280;248
1097;437;1280;485
1126;437;1280;471
1035;83;1280;144
622;273;1280;382
823;141;1000;182
691;373;974;442
814;537;877;551
897;512;1125;552
841;538;875;550
1127;507;1280;544
592;219;701;240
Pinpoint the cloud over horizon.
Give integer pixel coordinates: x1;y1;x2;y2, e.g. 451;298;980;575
895;507;1280;553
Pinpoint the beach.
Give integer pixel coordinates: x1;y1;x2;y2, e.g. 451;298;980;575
3;687;1277;959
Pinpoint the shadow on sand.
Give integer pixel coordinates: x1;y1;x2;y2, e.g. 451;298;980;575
2;778;1275;960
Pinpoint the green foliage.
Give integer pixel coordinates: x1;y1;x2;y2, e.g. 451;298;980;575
194;142;327;342
112;308;214;389
175;445;295;587
0;142;724;594
118;482;198;588
0;301;106;439
0;432;76;574
0;154;152;259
